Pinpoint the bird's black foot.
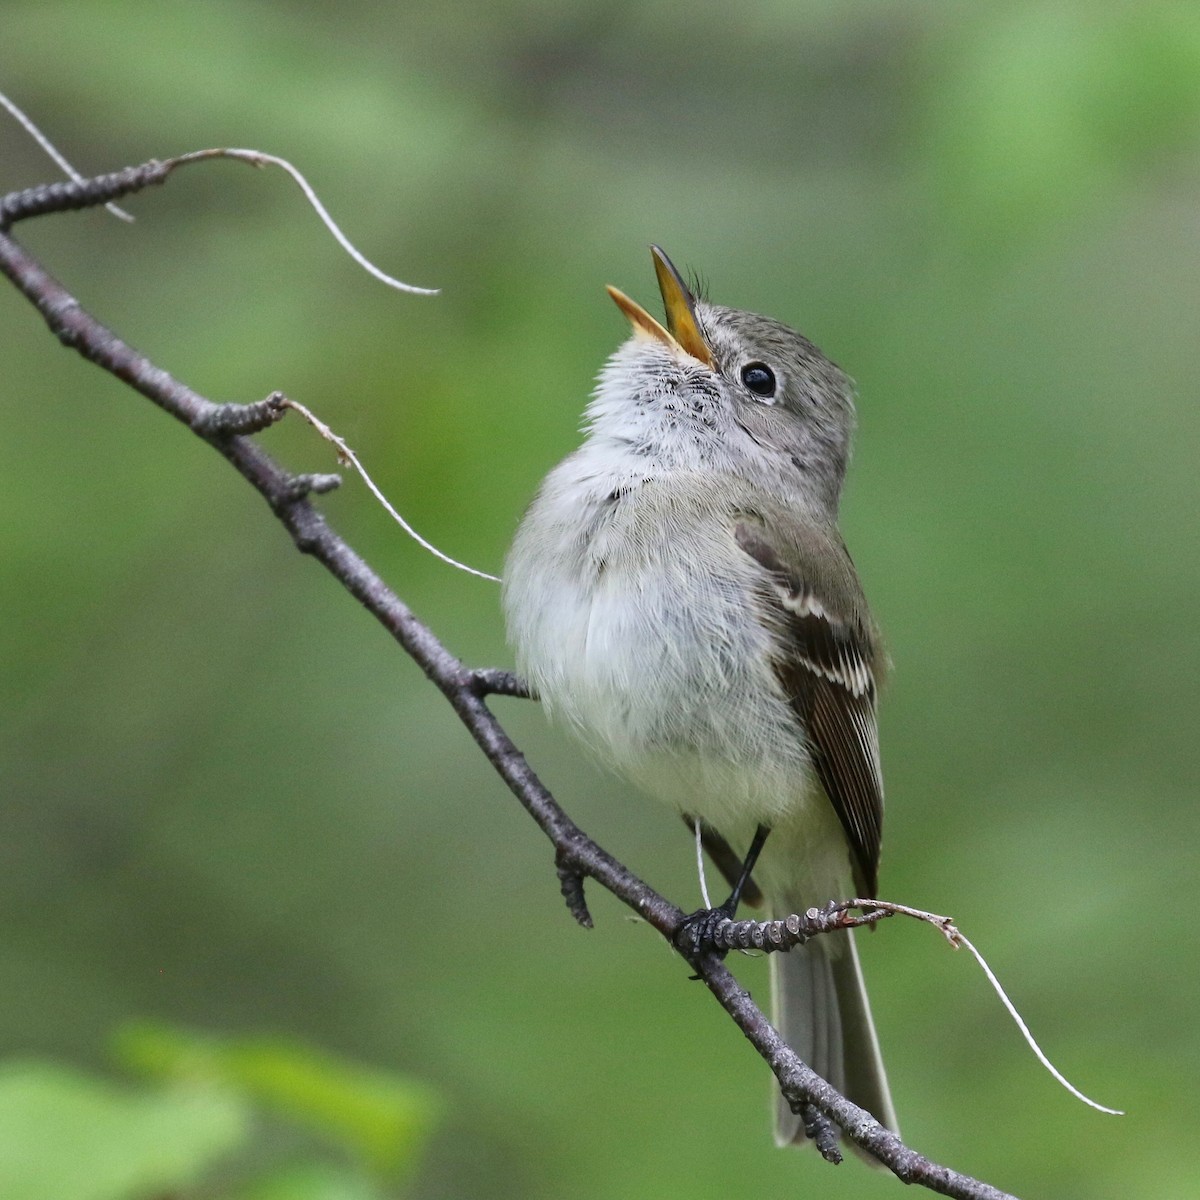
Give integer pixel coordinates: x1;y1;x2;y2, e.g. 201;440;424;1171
676;823;772;955
675;902;737;955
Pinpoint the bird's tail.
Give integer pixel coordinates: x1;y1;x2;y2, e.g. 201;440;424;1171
770;921;898;1148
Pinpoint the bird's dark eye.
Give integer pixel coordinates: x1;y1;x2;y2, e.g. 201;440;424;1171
740;362;776;399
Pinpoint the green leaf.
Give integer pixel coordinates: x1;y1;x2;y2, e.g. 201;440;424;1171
116;1023;440;1181
0;1061;247;1200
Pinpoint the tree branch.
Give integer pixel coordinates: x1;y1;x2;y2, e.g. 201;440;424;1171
0;160;1018;1200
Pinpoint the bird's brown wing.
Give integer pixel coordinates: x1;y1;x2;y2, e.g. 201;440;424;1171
735;522;884;897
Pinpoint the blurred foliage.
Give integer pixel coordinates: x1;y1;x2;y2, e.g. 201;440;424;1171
2;2;1198;1198
118;1022;441;1182
0;1060;245;1200
0;1027;437;1200
925;4;1200;238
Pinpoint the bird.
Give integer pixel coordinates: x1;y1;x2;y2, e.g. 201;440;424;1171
502;246;898;1147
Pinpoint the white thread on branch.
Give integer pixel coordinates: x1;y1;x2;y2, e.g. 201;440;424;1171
694;818;713;909
168;148;439;296
282;397;501;583
0;90;135;222
846;898;1123;1116
952;925;1123;1115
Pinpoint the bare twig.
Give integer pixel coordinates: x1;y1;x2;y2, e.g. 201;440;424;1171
0;159;1021;1200
708;901;889;953
0;90;135;222
467;667;532;700
802;1104;844;1164
555;847;593;929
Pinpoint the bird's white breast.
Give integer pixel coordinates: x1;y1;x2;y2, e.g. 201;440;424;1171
502;445;818;835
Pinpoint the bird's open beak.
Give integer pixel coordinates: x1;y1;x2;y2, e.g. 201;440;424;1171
606;245;714;368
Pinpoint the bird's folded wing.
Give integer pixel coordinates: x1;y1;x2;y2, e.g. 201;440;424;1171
734;520;884;897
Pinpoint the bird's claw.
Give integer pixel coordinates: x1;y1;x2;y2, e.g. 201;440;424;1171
675;903;736;955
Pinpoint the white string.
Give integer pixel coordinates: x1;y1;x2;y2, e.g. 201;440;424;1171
0;90;135;222
171;148;438;296
953;926;1123;1115
283;398;500;583
850;897;1123;1115
694;818;713;909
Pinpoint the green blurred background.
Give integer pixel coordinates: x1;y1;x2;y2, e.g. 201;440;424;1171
2;2;1197;1197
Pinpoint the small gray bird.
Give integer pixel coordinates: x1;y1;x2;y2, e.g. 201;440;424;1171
503;247;897;1146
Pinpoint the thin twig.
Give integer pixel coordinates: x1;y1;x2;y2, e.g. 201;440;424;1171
0;159;1023;1200
467;668;532;699
801;1104;844;1164
0;89;135;222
